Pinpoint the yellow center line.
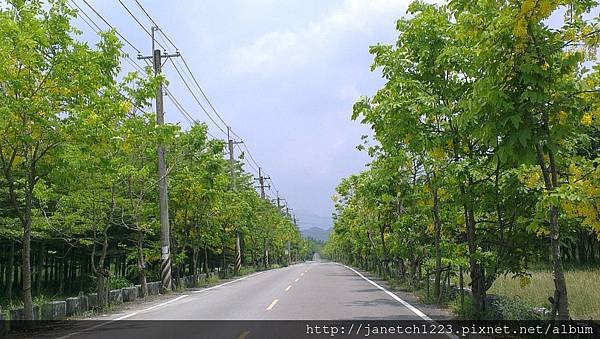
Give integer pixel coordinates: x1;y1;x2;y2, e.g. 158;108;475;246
237;331;250;339
294;278;299;282
266;299;279;311
284;285;292;292
300;272;304;276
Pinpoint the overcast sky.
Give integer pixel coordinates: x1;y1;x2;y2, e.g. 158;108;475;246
71;0;417;229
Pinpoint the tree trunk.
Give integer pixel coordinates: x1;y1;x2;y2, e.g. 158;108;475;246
22;196;33;320
97;272;107;307
463;182;486;316
6;240;15;302
432;185;442;303
536;143;569;320
35;242;44;296
58;245;64;295
379;221;389;278
138;231;148;298
192;247;198;286
204;245;209;278
96;226;110;308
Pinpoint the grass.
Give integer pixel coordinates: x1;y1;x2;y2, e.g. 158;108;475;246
489;269;600;320
236;266;257;277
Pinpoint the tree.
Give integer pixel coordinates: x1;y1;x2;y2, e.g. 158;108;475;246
0;0;127;319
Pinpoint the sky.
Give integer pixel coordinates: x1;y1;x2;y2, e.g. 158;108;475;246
71;0;417;230
71;1;598;231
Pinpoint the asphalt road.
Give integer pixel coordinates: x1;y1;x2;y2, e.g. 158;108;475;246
31;261;440;339
121;261;424;320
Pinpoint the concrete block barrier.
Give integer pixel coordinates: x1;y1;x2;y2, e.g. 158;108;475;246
147;282;160;295
122;287;138;302
135;284;143;297
41;301;66;320
9;306;39;321
87;293;98;309
66;297;81;316
78;295;89;312
109;289;123;304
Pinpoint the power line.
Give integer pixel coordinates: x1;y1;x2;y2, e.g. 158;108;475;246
69;1;102;32
235;143;259;174
132;0;231;133
164;86;219;140
73;4;143;73
67;1;147;115
240;141;261;172
163;87;194;124
178;57;230;128
133;0;178;50
167;59;228;137
79;0;141;54
73;0;221;143
118;0;293;211
116;0;154;39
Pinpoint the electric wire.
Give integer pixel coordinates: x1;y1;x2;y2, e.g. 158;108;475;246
97;0;293;211
164;86;219;140
134;0;178;50
167;58;228;137
68;1;146;114
116;0;154;39
130;1;282;203
79;0;142;54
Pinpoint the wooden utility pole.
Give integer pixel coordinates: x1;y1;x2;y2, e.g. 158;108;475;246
255;168;270;267
256;167;270;199
276;192;292;265
228;127;243;274
138;27;180;292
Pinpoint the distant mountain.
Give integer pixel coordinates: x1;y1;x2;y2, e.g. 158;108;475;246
301;227;331;242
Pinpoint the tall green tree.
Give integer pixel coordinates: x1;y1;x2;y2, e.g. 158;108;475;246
0;0;127;319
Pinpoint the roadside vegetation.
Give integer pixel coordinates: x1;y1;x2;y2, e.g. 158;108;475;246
323;0;600;321
0;0;310;320
489;269;600;320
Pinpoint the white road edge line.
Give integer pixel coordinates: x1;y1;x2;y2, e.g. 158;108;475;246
56;295;189;339
266;299;279;311
56;271;266;339
141;294;190;312
192;271;264;294
342;264;431;320
340;264;457;339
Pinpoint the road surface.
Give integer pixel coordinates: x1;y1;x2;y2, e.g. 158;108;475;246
35;261;443;339
120;261;424;320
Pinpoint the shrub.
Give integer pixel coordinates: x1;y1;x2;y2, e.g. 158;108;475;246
108;276;132;290
485;295;543;320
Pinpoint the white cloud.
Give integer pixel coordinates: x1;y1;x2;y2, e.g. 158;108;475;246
226;0;412;75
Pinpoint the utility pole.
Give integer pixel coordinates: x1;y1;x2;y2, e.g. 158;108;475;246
276;192;281;210
255;168;270;268
138;27;180;292
228;127;243;274
277;191;292;265
256;167;270;199
276;192;292;265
